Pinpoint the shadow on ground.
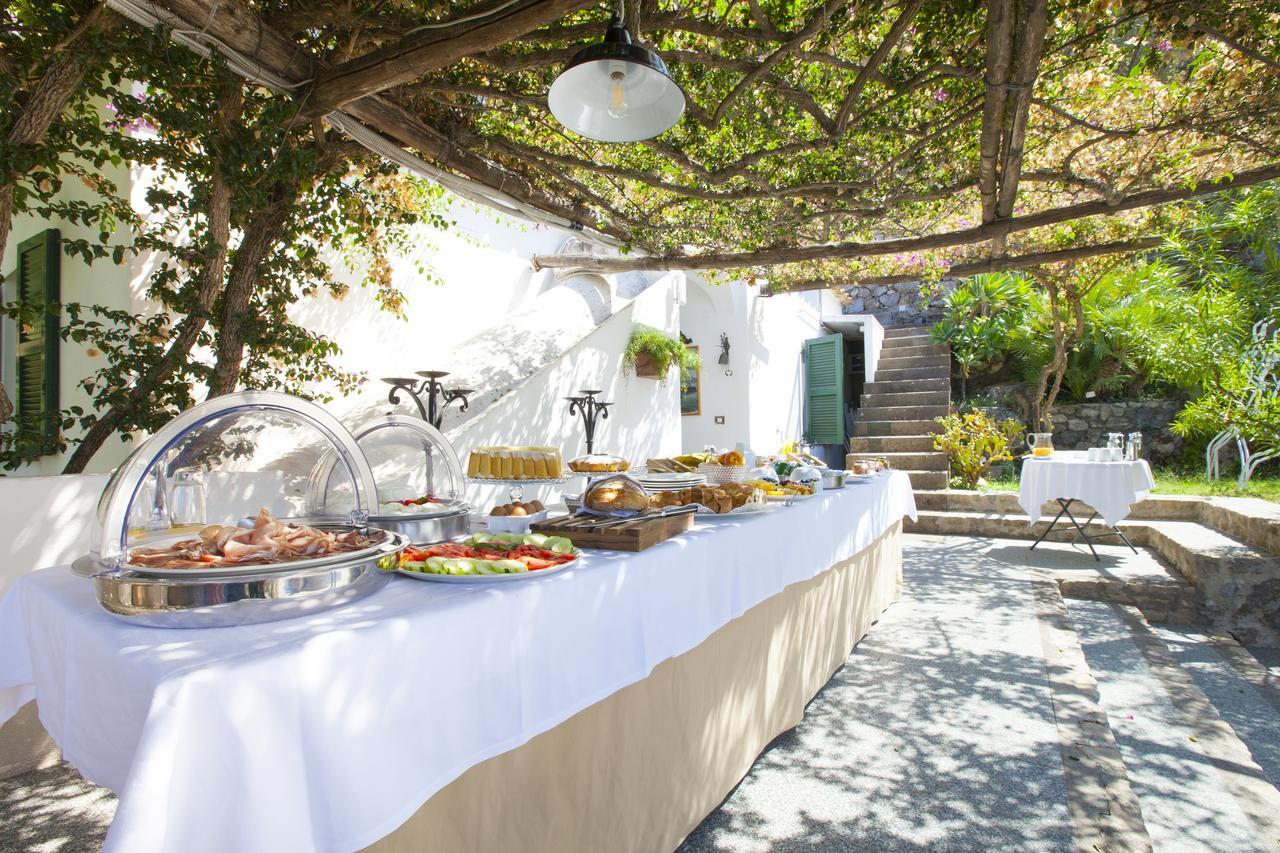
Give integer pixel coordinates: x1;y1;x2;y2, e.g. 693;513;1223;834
0;761;115;852
679;535;1075;853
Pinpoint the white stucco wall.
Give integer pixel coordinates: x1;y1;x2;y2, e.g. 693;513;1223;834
679;275;829;456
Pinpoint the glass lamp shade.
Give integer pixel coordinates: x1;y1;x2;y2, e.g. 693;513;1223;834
548;18;684;142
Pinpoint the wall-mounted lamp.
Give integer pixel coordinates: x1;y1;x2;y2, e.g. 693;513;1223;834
718;333;731;365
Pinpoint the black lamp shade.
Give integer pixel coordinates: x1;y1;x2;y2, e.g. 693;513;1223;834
548;17;685;142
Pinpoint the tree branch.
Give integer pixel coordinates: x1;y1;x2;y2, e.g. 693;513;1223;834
770;236;1162;292
531;163;1280;272
302;0;596;115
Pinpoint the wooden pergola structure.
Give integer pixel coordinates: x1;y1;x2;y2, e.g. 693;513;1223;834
104;0;1280;289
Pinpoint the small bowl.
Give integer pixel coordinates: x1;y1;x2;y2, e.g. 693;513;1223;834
485;510;549;534
820;469;847;489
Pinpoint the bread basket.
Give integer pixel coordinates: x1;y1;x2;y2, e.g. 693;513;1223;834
697;462;750;485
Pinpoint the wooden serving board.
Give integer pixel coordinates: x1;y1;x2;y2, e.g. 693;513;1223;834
531;511;695;551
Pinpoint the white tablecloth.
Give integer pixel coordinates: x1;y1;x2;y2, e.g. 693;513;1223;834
1018;456;1155;526
0;472;915;853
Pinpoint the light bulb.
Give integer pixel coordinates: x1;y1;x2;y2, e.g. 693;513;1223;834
608;69;627;118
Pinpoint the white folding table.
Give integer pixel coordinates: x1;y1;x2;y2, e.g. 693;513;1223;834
1018;454;1155;560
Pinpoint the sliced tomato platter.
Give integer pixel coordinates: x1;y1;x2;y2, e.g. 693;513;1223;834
382;533;581;583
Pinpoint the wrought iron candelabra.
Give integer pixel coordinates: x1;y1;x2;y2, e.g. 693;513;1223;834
565;389;612;454
382;370;474;429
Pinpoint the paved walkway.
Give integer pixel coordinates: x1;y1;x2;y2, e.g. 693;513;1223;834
681;534;1078;851
3;534;1278;852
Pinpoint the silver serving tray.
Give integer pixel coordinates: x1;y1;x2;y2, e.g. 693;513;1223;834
111;524;398;579
74;526;408;628
367;505;470;545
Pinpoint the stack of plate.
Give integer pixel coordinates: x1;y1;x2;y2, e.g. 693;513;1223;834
634;470;707;492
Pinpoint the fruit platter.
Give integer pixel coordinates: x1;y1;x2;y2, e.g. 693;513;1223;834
386;532;581;583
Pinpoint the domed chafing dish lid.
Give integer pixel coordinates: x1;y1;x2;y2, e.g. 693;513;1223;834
312;414;468;519
89;391;378;569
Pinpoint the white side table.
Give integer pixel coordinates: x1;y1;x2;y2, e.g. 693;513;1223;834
1018;456;1155;560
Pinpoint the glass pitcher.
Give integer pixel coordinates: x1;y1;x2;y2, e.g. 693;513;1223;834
1026;433;1055;458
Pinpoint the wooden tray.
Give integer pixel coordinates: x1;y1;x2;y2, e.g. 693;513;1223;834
531;511;695;551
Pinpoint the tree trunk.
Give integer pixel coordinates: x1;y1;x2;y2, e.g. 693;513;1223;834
1029;273;1089;431
0;4;115;424
62;81;242;473
205;195;295;398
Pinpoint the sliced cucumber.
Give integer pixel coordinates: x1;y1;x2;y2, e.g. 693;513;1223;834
524;533;549;547
424;556;449;574
494;558;528;574
475;559;504;575
448;558;478;575
546;537;575;554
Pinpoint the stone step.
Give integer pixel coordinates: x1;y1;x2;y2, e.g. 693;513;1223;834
876;353;951;371
860;390;950;409
847;434;938;453
863;377;949;395
1068;601;1280;848
1149;625;1280;794
884;325;934;338
1141;520;1280;646
1199;497;1280;557
906;507;1149;546
899;469;948;490
874;366;950;382
847;451;948;471
852;418;941;436
911;489;1203;520
879;335;938;351
906;506;1280;644
858;404;948;422
878;342;949;358
908;490;1278;558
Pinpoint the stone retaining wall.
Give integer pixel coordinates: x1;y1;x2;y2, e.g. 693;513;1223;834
842;279;953;326
976;382;1185;462
1049;399;1185;459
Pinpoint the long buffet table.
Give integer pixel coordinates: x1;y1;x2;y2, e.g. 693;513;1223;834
0;471;916;853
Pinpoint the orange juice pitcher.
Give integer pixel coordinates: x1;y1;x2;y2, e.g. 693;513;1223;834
1026;433;1055;458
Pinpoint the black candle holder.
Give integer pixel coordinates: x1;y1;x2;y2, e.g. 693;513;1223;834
382;370;473;429
565;389;612;454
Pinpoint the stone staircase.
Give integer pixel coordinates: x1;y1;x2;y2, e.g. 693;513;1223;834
847;325;950;489
909;489;1280;646
1038;577;1280;851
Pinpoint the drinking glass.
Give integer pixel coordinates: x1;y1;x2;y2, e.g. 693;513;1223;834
168;467;208;527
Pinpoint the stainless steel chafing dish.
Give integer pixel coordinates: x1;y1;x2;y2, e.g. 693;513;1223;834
73;391;407;628
309;413;470;545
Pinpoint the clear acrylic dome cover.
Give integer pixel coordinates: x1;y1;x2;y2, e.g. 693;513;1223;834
92;391;377;567
343;414;466;517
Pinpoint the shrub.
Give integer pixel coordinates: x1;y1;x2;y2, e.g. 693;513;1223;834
931;272;1036;399
932;410;1025;489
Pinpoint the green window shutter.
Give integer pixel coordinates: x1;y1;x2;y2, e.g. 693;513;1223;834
804;333;844;445
16;228;61;453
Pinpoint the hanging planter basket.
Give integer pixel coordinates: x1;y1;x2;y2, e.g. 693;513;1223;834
634;351;662;379
623;325;700;383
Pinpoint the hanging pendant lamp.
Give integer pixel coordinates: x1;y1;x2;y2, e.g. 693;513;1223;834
548;14;684;143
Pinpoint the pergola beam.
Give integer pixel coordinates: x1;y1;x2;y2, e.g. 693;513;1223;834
768;236;1163;293
301;0;597;117
118;0;624;239
531;162;1280;273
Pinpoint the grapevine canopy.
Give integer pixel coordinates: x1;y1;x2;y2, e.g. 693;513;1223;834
128;0;1280;288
